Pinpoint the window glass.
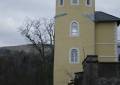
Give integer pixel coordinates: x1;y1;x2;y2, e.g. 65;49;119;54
86;0;92;6
58;0;64;6
72;0;78;4
87;0;90;5
71;21;79;37
71;0;79;5
70;48;79;64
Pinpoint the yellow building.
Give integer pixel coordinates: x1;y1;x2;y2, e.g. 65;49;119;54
54;0;120;85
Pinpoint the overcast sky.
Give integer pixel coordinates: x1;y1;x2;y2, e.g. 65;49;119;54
0;0;120;47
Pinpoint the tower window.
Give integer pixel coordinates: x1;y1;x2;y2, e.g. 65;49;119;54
71;0;79;5
85;0;92;7
70;48;79;64
58;0;64;6
70;21;79;37
87;0;90;5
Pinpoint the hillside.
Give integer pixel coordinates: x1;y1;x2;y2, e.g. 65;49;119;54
0;44;52;55
0;44;37;53
0;44;53;85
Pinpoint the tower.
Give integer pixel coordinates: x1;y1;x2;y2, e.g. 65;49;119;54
54;0;95;85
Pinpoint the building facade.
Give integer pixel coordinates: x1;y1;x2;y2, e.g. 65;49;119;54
54;0;120;85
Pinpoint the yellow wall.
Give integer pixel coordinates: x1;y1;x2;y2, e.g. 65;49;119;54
95;22;118;62
54;0;95;85
54;0;118;85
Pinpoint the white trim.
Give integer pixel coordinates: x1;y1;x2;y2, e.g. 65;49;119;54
96;43;117;45
98;56;116;58
70;0;80;6
69;20;80;37
85;0;92;7
98;55;118;62
114;22;118;62
58;0;64;7
69;48;80;64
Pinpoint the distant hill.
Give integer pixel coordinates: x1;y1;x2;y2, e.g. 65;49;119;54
0;44;53;85
0;44;37;53
0;44;52;56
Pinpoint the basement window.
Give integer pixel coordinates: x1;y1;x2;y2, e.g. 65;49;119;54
71;0;79;5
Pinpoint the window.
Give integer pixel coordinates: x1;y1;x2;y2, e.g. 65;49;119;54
70;48;79;64
58;0;64;6
87;0;90;5
85;0;92;7
71;0;79;5
70;21;79;37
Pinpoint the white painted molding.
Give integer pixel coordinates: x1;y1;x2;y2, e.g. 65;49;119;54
96;43;117;45
114;22;118;61
98;56;116;58
98;56;118;62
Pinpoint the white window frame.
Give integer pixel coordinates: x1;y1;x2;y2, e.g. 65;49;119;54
85;0;92;7
71;0;79;5
70;20;80;37
69;48;80;64
58;0;64;7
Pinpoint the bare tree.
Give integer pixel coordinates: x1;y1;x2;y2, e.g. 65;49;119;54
19;18;55;85
19;18;55;63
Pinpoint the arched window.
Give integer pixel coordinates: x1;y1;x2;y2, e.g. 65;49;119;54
70;48;79;64
70;21;79;37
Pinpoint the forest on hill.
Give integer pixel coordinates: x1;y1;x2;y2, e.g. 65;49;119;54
0;45;53;85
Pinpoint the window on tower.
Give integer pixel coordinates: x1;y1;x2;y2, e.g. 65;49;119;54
58;0;64;6
70;21;79;37
70;48;79;64
71;0;79;5
85;0;92;7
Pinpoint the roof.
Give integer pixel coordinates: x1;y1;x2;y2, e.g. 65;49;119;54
95;11;120;23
